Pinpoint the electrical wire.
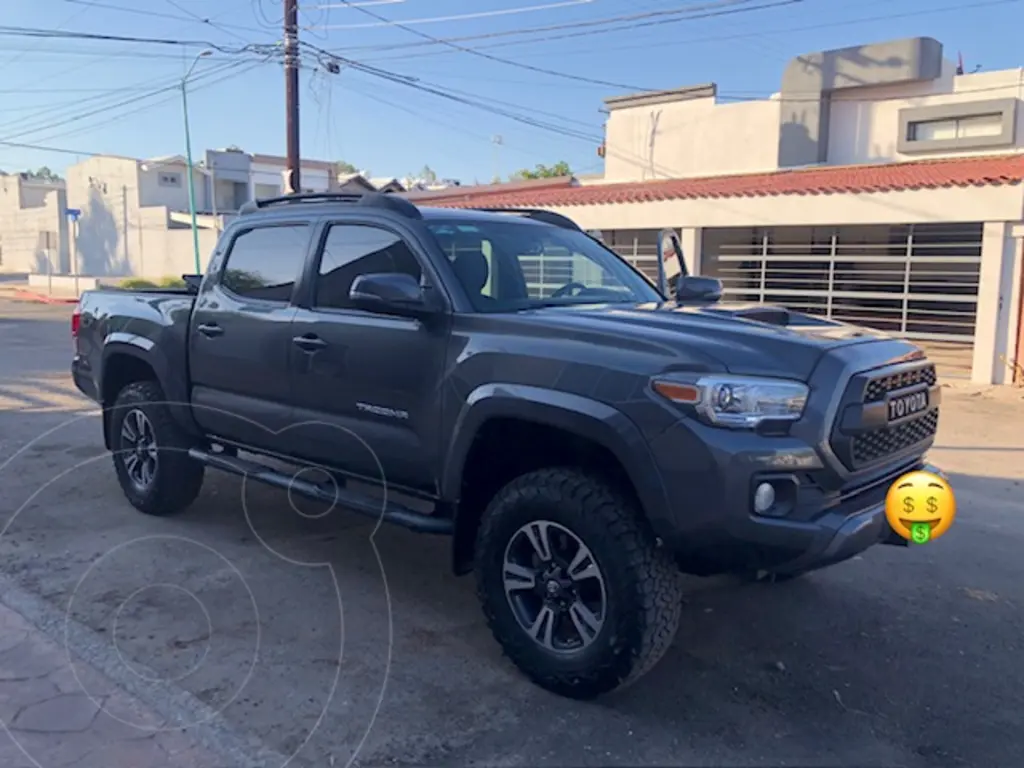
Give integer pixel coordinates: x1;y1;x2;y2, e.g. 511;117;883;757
338;0;795;55
160;0;268;43
315;0;665;91
0;55;263;138
307;0;597;30
28;59;270;148
306;47;605;142
0;2;91;73
57;0;267;37
360;0;1022;62
0;25;273;55
0;58;260;145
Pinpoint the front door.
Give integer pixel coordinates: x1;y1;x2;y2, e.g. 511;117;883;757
287;221;449;493
188;221;311;451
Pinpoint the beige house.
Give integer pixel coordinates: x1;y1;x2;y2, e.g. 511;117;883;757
416;36;1024;386
0;173;69;277
0;150;404;280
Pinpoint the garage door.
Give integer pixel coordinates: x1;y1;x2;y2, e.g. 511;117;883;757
701;223;983;343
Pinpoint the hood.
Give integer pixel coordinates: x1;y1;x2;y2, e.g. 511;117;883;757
521;301;889;380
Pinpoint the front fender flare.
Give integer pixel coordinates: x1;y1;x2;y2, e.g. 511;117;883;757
442;384;673;565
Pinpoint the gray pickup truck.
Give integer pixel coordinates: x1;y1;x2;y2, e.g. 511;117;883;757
71;192;941;698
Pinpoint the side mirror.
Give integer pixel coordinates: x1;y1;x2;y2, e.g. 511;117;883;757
674;275;723;303
349;273;435;318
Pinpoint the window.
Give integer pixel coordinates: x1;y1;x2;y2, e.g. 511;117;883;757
427;218;662;313
158;172;181;188
221;224;309;302
315;224;423;310
908;113;1002;142
897;98;1016;154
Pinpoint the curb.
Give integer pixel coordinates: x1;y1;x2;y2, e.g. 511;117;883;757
6;288;79;305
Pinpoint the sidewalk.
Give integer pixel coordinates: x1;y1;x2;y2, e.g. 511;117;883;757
0;281;79;305
0;599;227;768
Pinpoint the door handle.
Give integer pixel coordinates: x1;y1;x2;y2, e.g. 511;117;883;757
292;334;327;351
196;323;223;338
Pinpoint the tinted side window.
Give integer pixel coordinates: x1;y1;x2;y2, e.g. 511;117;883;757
222;224;309;302
315;224;422;310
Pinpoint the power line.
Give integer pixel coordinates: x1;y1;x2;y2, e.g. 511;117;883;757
360;0;1021;63
0;58;260;145
30;59;269;148
0;55;263;138
57;0;268;37
160;0;265;43
0;25;271;55
316;0;664;91
0;139;102;157
306;0;597;30
338;0;797;56
307;46;605;142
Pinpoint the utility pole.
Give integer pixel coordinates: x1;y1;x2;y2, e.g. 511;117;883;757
284;0;301;194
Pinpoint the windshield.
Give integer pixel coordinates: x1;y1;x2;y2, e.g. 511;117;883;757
426;217;663;313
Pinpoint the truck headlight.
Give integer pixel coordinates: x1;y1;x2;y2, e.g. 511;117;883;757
652;375;809;429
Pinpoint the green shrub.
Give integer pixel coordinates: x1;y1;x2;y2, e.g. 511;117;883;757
116;276;186;290
118;278;157;289
156;275;186;288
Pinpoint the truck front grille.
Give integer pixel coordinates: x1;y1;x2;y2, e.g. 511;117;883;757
864;364;937;403
830;362;939;471
851;410;939;466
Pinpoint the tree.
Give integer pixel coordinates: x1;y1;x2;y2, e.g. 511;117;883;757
420;164;437;184
511;161;572;180
26;166;62;182
335;160;359;175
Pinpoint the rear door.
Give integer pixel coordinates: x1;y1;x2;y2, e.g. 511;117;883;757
188;220;312;451
286;219;451;493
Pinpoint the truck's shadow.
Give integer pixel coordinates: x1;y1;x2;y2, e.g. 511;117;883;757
1;394;1021;766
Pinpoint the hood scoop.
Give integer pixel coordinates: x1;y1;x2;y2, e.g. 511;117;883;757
703;304;794;327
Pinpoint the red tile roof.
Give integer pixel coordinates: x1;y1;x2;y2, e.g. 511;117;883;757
403;175;575;204
420;153;1024;209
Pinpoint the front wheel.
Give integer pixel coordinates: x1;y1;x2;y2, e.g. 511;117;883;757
109;380;204;516
475;468;683;699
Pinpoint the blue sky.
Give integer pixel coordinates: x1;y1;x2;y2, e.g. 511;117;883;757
0;0;1022;182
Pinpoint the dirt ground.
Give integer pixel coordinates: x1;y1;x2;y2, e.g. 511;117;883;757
1;297;1023;768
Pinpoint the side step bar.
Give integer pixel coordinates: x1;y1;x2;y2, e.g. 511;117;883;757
188;448;453;535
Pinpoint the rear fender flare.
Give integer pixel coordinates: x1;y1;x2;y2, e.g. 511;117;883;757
100;334;199;447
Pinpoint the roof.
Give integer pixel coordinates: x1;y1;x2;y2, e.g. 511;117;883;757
420;154;1024;209
402;175;577;204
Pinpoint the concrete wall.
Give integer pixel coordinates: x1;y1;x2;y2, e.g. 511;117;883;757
0;176;69;275
61;157;219;279
603;94;780;181
251;160;333;196
828;66;1024;165
601;61;1024;183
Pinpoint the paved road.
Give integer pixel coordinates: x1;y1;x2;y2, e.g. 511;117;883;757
1;296;1023;767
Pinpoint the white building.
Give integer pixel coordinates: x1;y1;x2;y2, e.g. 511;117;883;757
417;36;1024;386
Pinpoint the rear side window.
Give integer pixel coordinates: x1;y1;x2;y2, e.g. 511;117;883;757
221;224;309;302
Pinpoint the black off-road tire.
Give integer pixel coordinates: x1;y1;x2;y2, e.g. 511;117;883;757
109;380;205;516
475;468;684;700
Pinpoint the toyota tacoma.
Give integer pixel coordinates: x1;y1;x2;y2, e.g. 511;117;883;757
71;192;942;699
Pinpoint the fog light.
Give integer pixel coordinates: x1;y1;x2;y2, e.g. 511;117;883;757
753;482;776;514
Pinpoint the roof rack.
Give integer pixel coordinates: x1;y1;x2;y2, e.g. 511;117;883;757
468;207;581;232
239;191;422;219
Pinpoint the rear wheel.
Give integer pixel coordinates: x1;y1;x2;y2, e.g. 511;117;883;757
109;381;204;516
475;468;683;699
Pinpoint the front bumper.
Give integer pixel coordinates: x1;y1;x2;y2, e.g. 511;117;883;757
644;411;939;576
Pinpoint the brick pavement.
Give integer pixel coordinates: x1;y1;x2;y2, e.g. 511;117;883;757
0;598;228;768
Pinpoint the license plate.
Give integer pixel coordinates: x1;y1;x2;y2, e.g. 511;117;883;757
887;390;929;422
